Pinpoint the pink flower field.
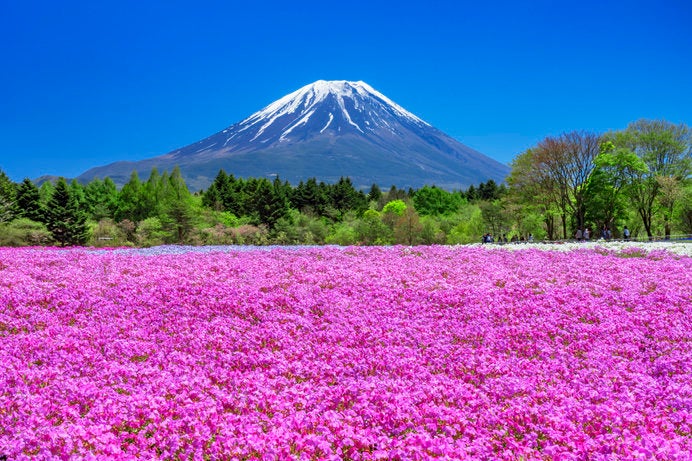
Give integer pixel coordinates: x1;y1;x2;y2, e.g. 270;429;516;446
0;245;691;460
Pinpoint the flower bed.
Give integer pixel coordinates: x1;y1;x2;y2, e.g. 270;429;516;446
0;246;690;459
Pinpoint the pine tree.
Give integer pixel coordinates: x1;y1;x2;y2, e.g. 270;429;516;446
15;178;44;223
0;171;16;223
46;178;89;246
160;166;195;242
254;178;290;229
367;183;382;203
83;177;118;220
115;171;149;223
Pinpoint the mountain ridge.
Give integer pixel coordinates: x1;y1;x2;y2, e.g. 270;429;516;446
78;80;510;190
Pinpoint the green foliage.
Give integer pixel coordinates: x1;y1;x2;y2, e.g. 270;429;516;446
45;178;89;246
382;199;407;216
15;178;43;223
393;207;423;245
83;178;118;221
325;222;358;246
413;186;464;216
330;177;368;218
115;171;148;223
135;217;167;247
447;205;485;244
608;119;692;237
419;216;446;244
367;183;382;203
89;219;130;247
271;210;329;245
0;218;52;246
355;209;392;245
0;170;16;224
479;200;508;235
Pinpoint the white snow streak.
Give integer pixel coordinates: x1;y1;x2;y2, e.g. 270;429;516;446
280;109;315;141
320;113;334;133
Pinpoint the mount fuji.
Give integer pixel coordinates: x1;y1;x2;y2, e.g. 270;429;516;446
77;80;510;190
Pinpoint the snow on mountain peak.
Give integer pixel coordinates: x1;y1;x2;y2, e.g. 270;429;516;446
236;80;430;143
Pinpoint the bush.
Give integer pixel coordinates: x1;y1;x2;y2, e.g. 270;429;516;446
0;218;52;247
135;217;167;247
325;222;358;246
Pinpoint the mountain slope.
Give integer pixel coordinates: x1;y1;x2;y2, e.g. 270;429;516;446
78;80;510;190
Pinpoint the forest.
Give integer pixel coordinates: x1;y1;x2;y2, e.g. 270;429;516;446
0;119;690;247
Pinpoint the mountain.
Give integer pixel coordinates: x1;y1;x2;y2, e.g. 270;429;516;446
77;80;510;191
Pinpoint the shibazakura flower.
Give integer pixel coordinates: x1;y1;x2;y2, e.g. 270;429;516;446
0;245;690;459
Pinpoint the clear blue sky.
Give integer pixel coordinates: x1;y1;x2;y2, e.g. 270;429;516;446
1;0;690;182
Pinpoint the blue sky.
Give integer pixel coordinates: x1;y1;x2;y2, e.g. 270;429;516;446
1;0;690;182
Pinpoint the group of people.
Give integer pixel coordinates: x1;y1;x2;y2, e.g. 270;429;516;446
482;233;534;244
574;225;631;241
482;225;632;244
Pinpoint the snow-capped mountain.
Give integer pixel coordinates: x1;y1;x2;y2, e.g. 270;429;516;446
78;80;510;190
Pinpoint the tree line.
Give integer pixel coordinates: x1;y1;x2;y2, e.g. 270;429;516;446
0;118;689;247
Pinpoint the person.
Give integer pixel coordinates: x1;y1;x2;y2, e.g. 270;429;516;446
583;228;590;240
623;226;630;241
574;228;583;241
528;233;534;243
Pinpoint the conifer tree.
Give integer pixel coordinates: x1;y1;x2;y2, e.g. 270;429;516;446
0;170;15;224
46;178;88;246
254;177;290;229
116;171;149;223
83;177;118;220
15;178;44;223
160;166;195;242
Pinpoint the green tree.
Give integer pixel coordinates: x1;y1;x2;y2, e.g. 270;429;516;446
367;183;382;203
393;206;423;245
586;142;648;235
159;166;196;242
116;171;149;223
479;200;507;236
253;178;290;229
533;131;601;237
83;177;118;221
610;119;692;238
355;209;392;244
413;185;464;216
505;150;552;238
329;177;367;218
0;170;15;224
15;178;44;223
46;178;89;246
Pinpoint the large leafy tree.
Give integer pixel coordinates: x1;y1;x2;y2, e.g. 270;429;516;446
609;119;691;238
532;131;601;236
505;148;562;240
46;178;89;246
586;142;648;236
412;185;464;216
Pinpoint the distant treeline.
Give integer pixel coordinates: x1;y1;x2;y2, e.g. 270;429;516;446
0;165;505;247
1;118;690;247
